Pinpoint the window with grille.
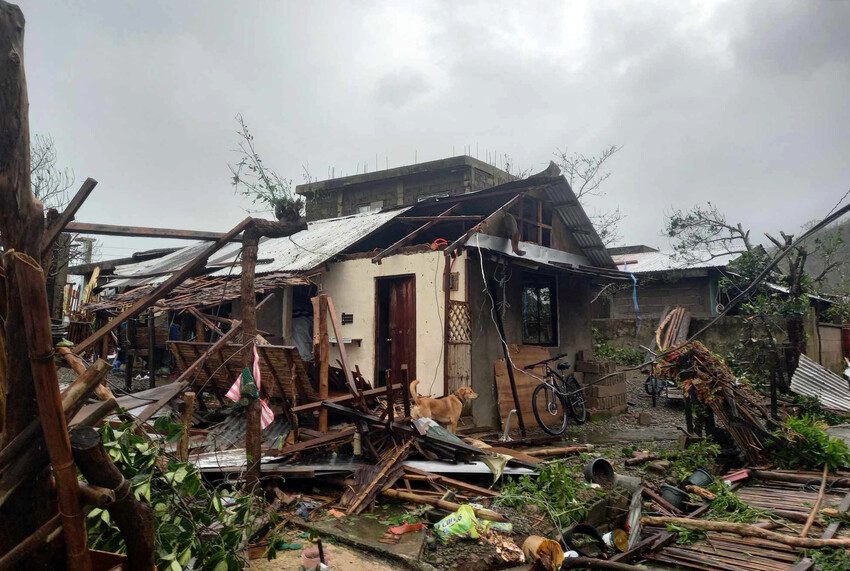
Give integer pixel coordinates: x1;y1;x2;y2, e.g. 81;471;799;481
521;274;557;346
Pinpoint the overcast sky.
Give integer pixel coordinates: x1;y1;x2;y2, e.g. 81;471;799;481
16;1;850;261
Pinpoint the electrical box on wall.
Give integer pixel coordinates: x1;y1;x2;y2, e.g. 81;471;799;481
444;272;459;292
341;313;354;324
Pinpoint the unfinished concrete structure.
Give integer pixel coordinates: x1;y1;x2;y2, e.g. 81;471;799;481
296;155;515;221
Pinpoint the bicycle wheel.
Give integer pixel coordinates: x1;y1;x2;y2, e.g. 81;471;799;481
532;382;569;435
564;376;587;424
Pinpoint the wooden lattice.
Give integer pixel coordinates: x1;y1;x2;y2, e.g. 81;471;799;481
447;300;472;344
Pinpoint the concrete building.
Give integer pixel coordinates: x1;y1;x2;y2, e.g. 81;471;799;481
296;155;515;221
598;245;735;319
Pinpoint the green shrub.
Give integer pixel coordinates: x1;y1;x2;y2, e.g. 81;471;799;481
86;416;267;570
774;414;850;471
592;328;644;366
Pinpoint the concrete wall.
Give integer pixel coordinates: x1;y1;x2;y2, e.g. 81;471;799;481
593;311;847;374
468;256;594;428
608;275;716;318
312;250;468;395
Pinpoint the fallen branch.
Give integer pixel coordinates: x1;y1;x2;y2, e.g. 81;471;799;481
800;464;829;538
642;515;850;548
381;488;507;522
526;445;590;458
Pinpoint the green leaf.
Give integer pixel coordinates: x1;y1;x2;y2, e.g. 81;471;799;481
212;561;228;571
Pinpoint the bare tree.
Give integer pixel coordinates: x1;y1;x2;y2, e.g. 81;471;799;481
30;133;74;210
554;145;623;245
665;203;845;365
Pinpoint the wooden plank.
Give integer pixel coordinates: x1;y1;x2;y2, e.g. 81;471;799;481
325;296;359;399
316;294;330;432
74;217;253;355
494;345;554;427
40;178;98;256
65;221;239;241
372;204;458;264
290;384;403;413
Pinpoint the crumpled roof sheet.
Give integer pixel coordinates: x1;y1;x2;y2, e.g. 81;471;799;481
103;208;409;289
791;353;850;412
85;272;310;312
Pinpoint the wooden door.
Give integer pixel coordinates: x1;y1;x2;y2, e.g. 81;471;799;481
387;276;416;383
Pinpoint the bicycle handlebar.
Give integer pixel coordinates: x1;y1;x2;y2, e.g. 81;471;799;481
523;352;570;370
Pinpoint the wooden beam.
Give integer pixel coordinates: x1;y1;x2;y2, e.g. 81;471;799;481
316;294;330;433
325;296;360;400
397;215;483;222
64;221;240;241
443;192;524;257
12;255;91;569
372;204;459;264
133;321;242;425
40;178;98;256
290;383;402;413
73;217;252;355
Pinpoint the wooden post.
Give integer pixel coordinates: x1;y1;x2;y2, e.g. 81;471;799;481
281;285;293;345
487;277;526;436
177;392;196;462
241;227;262;491
125;319;135;391
316;294;330;433
147;307;156;389
241;216;307;491
12;255;91;569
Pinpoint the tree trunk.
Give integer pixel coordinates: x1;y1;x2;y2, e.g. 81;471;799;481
241;228;261;491
70;427;155;571
0;2;59;562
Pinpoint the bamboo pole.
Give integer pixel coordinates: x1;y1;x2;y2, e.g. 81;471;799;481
0;358;109;471
641;516;850;548
12;253;90;569
381;488;507;522
800;464;829;538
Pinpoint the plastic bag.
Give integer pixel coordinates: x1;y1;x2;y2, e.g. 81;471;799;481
433;504;481;541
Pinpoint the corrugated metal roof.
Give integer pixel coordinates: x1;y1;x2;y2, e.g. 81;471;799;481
210;207;409;276
103;208;409;288
543;177;616;269
611;250;738;273
791;354;850;412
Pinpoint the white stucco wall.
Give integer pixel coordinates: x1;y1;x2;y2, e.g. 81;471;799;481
313;250;468;397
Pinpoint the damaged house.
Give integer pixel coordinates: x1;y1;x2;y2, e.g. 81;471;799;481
83;157;628;429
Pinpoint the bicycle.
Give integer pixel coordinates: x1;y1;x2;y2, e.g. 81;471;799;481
523;353;587;436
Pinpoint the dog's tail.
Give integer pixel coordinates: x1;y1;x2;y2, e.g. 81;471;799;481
409;379;420;406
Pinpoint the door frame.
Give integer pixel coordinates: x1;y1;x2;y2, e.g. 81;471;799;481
374;273;416;387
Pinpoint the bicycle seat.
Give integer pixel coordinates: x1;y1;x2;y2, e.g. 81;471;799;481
557;362;570;371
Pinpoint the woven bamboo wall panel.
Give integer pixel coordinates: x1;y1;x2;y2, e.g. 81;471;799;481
168;341;319;404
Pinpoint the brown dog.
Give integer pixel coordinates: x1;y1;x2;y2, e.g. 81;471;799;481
409;380;478;433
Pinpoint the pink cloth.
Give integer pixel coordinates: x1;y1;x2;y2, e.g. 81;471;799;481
225;343;275;429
